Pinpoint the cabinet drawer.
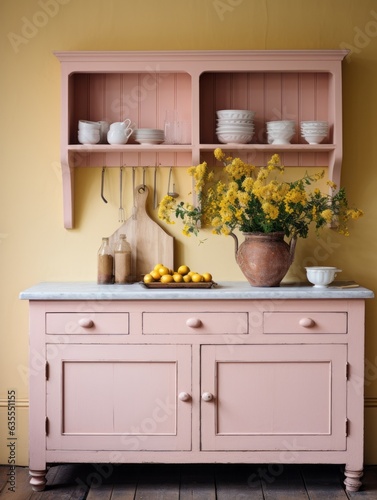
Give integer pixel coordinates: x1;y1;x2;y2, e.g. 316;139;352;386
263;312;347;334
46;313;129;335
143;312;248;335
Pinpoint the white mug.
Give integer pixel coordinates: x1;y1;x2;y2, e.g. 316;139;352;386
109;119;132;131
107;127;133;145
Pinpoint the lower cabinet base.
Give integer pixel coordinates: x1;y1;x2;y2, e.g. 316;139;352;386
24;292;372;494
29;463;363;493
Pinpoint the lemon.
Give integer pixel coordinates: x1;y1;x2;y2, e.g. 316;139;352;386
191;273;203;283
150;270;161;281
202;273;213;282
154;263;163;271
183;274;192;283
143;274;154;283
158;266;170;276
160;274;174;284
173;273;183;283
177;265;190;275
188;271;196;277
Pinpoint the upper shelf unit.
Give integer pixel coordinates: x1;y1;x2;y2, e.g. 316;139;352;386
54;49;348;228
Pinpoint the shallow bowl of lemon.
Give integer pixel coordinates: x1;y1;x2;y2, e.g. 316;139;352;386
142;264;215;288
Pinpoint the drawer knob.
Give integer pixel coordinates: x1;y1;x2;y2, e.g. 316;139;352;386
202;392;214;402
186;317;202;328
299;317;315;328
78;318;94;328
178;392;191;402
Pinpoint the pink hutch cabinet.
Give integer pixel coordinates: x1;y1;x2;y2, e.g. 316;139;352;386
53;49;347;228
20;282;373;492
20;50;374;494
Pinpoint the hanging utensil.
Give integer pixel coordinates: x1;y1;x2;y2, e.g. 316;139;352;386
167;166;179;198
132;167;137;219
101;167;108;203
153;166;158;209
119;167;125;222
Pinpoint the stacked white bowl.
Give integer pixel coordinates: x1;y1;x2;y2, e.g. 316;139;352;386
216;109;255;144
78;120;101;144
133;128;165;145
266;120;296;145
300;121;329;144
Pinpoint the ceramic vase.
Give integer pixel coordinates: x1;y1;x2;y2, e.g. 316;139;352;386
231;232;296;287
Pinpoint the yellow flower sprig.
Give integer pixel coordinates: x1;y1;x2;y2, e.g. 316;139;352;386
158;148;363;239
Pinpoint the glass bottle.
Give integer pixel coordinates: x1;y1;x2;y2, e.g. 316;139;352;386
114;234;132;284
97;237;114;284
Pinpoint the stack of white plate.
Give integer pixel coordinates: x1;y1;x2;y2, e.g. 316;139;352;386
216;109;255;144
300;121;328;144
267;120;296;145
133;128;165;145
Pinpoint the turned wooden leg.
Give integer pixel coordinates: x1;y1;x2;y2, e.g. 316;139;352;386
29;469;47;491
344;467;363;492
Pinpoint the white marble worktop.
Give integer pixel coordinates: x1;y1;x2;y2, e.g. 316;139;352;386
19;281;374;301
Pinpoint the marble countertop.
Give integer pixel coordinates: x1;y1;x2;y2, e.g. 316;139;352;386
19;281;374;301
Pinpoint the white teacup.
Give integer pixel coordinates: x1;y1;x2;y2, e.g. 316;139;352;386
107;127;133;145
109;119;132;131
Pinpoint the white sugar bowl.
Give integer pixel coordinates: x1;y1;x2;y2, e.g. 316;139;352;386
305;266;342;287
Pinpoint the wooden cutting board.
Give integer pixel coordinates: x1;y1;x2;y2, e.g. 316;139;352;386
109;185;174;281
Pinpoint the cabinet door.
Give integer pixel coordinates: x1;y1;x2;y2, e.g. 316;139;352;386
201;344;347;451
46;344;191;451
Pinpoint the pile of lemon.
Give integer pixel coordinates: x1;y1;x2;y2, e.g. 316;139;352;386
143;264;213;284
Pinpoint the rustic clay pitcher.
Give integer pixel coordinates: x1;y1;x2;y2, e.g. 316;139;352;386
230;232;296;287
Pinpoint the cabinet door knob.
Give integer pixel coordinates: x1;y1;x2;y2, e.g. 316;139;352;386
299;317;315;328
186;317;202;328
78;318;94;328
202;392;214;402
178;392;191;401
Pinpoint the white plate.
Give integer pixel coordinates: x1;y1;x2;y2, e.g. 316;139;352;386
135;140;164;145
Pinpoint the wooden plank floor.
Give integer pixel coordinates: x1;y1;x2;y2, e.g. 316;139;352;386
0;464;376;499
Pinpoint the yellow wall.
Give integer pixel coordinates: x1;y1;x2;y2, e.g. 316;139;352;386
1;0;377;466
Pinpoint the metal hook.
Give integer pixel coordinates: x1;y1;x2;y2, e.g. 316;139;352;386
153;166;158;209
101;167;108;203
119;167;125;222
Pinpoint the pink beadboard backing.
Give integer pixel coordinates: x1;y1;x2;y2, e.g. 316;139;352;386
69;72;192;167
200;71;331;167
54;50;347;227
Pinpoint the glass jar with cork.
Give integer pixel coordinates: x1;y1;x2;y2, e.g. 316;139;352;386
97;237;114;284
114;233;132;284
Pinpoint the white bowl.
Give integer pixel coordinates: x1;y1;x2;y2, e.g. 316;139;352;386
216;125;255;133
301;120;328;127
301;133;326;144
217;109;255;120
78;120;101;130
217;118;254;125
267;120;295;129
267;130;295;144
301;130;327;134
305;266;341;287
217;133;253;144
78;130;100;144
